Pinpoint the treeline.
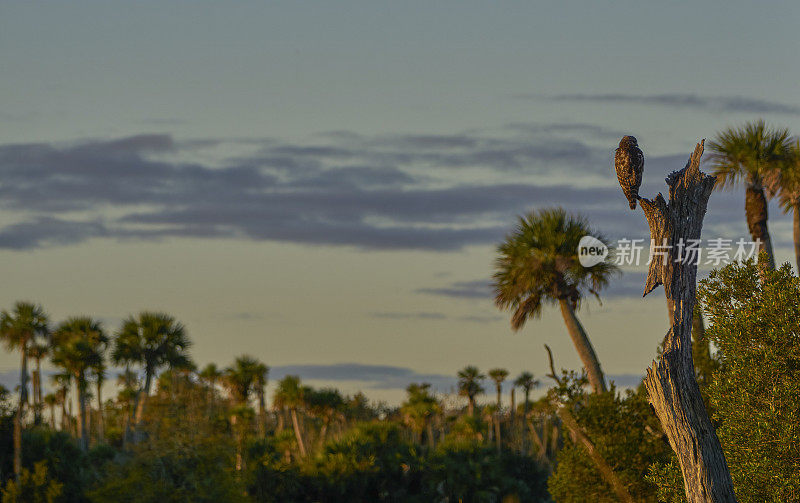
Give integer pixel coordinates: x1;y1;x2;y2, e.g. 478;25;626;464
0;308;553;502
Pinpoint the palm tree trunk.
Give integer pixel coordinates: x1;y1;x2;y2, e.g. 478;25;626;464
49;403;56;429
290;408;307;457
134;369;153;427
793;202;800;274
96;380;104;444
468;397;475;417
523;391;530;416
257;390;266;437
14;344;28;481
276;408;285;432
76;375;88;452
745;184;776;269
32;359;41;424
558;299;607;393
426;421;435;450
495;385;502;409
495;413;502;453
60;393;68;431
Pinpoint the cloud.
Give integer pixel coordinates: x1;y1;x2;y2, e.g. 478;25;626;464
545;93;800;115
416;280;493;300
270;363;457;391
0;124;757;253
369;311;447;320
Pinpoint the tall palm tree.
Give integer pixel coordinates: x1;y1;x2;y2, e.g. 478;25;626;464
51;372;72;432
27;342;49;424
0;302;49;480
91;360;107;444
493;208;617;393
457;366;485;417
223;355;263;472
488;368;508;409
514;372;538;417
252;361;269;437
51;316;108;452
709;120;792;269
112;311;192;436
115;369;138;446
273;375;308;458
766;140;800;272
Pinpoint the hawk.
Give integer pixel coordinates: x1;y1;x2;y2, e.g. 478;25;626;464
615;135;644;210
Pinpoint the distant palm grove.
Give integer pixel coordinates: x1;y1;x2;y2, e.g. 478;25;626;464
1;120;799;502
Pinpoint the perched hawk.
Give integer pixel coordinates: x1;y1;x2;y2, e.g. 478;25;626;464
615;135;644;210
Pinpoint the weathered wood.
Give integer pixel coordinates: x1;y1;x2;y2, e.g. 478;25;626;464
628;140;737;502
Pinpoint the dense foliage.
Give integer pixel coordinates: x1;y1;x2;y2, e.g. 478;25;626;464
649;260;800;502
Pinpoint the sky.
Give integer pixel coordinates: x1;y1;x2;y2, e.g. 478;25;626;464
1;1;799;405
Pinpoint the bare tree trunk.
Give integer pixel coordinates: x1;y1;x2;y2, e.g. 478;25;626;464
627;140;737;502
290;408;307;458
558;299;607;393
745;184;775;269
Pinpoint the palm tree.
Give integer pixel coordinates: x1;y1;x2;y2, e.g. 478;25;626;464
115;369;138;446
252;361;269;437
43;393;58;429
488;368;508;409
709;120;792;269
224;355;260;406
493;208;617;393
0;302;49;480
91;360;107;444
51;316;108;451
223;355;263;472
273;375;308;458
199;363;222;390
27;342;49;424
51;372;72;432
514;372;538;417
399;383;439;448
766;140;800;272
112;311;192;437
457;366;485;417
306;387;345;446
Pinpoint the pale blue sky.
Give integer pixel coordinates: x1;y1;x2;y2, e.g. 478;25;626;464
1;1;799;404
